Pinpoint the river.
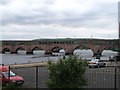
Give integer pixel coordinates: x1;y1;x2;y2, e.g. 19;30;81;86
1;50;118;65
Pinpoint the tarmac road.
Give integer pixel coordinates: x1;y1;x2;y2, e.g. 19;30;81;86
11;66;120;89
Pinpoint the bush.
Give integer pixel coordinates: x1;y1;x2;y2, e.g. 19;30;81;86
2;82;25;90
2;83;18;90
47;55;87;88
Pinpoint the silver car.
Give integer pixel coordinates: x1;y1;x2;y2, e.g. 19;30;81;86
88;59;106;68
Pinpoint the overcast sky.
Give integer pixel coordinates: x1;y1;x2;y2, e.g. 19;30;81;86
0;0;119;40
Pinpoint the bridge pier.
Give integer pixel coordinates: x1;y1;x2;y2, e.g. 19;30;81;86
94;53;101;56
45;52;52;55
93;52;102;59
66;52;72;55
26;52;33;54
11;52;17;54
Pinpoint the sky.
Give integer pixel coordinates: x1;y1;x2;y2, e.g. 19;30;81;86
0;0;119;40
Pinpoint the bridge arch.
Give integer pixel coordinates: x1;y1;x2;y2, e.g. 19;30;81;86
51;46;65;56
100;47;115;55
2;48;11;54
73;45;94;57
32;47;44;51
31;47;45;55
104;47;114;50
101;47;118;57
73;45;91;50
51;46;63;52
16;47;27;54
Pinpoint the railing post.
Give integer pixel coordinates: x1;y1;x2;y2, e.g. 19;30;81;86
114;67;117;90
36;66;38;89
8;66;10;81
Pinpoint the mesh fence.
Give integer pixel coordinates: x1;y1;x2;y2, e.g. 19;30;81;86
11;66;49;88
85;67;120;89
10;66;120;89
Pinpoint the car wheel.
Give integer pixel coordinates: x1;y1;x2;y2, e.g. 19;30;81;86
89;66;91;68
97;64;100;68
104;63;106;66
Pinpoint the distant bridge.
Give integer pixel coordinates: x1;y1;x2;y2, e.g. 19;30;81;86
0;38;119;56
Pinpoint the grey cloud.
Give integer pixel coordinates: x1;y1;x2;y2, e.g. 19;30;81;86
118;1;120;22
1;0;118;40
0;0;10;5
1;3;114;24
1;26;67;40
58;2;117;29
1;0;117;31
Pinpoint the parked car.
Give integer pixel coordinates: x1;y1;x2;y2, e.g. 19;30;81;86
88;59;106;68
0;64;24;86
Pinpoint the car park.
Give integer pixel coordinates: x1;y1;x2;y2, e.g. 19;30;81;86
88;59;106;68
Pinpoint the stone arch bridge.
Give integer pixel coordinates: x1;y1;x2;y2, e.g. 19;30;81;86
0;39;119;56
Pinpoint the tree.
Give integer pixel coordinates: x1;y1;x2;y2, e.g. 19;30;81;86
47;55;87;88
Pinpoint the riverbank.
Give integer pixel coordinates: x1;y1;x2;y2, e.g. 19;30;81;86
6;61;48;68
1;54;61;65
6;60;120;69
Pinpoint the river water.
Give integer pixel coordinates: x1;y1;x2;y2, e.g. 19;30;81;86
1;50;118;65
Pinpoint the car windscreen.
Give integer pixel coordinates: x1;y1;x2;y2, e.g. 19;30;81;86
90;59;99;62
2;71;16;77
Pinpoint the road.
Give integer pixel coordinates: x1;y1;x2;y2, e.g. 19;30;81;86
11;66;120;89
